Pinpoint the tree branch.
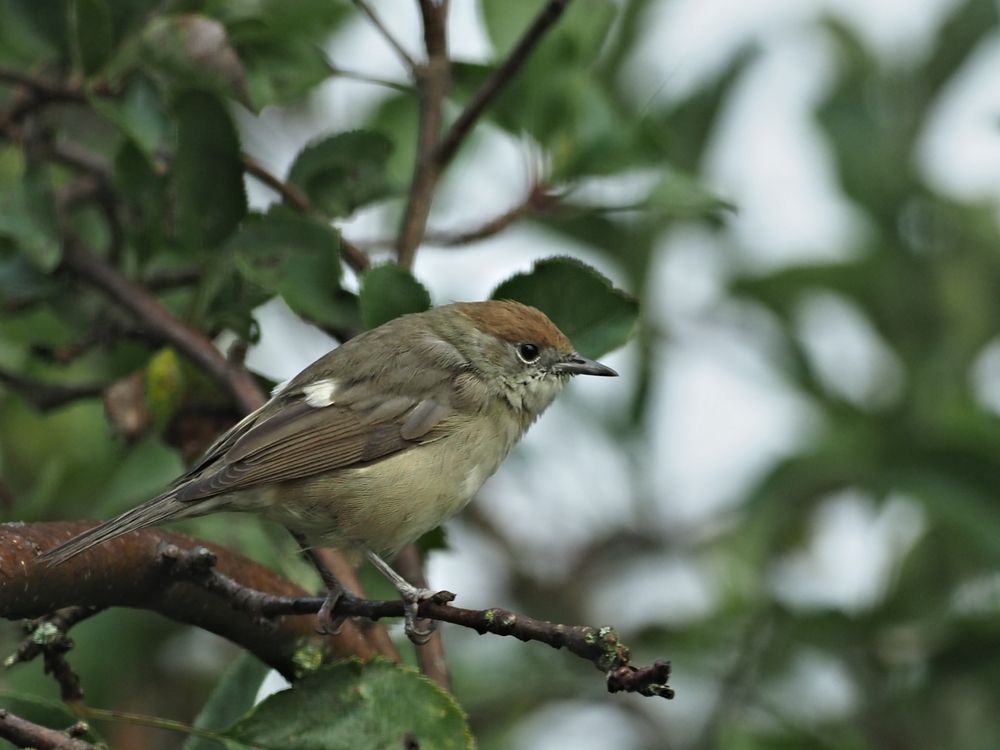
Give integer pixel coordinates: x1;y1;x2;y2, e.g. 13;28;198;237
0;522;389;680
241;154;371;275
351;0;417;71
436;0;573;169
0;369;105;411
395;0;450;267
160;540;674;700
0;708;95;750
356;184;558;250
3;521;674;699
0;66;88;104
58;234;266;415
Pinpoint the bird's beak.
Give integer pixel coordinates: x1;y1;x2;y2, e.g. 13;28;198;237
555;353;618;377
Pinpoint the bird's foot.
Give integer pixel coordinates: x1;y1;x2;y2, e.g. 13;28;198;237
399;585;437;644
316;586;346;635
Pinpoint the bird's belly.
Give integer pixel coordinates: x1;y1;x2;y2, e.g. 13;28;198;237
262;433;509;557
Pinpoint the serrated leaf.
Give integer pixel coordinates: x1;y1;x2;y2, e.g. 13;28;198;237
173;89;247;250
184;653;271;750
359;264;431;330
492;256;637;358
0;693;104;745
287;130;394;217
222;660;473;750
230;209;355;330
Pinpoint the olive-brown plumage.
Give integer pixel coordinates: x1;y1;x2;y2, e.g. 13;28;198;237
41;300;617;638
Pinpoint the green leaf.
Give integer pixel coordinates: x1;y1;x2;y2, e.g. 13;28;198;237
481;0;612;58
140;14;250;104
287;130;394;217
0;250;59;307
113;139;168;255
230;209;356;330
69;0;112;75
0;154;61;271
240;37;331;110
492;256;637;358
91;73;168;155
222;660;473;750
642;169;736;218
480;0;536;53
172;89;247;250
184;653;271;750
359;264;431;329
366;94;418;186
0;693;104;745
0;0;62;65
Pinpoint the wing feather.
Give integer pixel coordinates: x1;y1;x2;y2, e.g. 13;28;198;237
172;395;454;503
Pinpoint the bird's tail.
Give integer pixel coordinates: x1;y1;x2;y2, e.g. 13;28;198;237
39;493;199;565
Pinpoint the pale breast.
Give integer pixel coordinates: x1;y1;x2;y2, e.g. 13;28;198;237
264;416;518;558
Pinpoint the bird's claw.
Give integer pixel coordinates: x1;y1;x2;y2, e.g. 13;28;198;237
401;586;437;644
316;587;346;635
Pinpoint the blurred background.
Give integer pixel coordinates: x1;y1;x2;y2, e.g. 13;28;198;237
4;0;1000;748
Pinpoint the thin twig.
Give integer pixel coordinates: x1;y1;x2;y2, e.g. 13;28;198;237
0;708;96;750
242;153;311;212
241;154;371;274
162;543;674;699
0;369;106;411
0;66;87;104
351;0;417;71
356;184;557;249
6;607;101;670
436;0;573;169
395;0;450;267
325;63;412;93
59;234;266;414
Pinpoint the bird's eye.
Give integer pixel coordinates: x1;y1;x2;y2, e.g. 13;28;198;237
516;343;541;364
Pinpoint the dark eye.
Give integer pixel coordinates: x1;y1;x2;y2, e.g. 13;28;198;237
516;343;541;364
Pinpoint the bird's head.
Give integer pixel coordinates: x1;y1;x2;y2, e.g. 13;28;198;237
438;300;617;415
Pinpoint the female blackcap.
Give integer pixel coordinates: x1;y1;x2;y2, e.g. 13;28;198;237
41;300;617;639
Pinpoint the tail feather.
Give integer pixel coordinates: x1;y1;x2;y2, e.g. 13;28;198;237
40;494;195;565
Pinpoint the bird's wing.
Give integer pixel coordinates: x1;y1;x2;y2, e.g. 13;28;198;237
171;392;456;503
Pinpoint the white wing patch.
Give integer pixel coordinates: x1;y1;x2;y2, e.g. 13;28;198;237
302;379;339;407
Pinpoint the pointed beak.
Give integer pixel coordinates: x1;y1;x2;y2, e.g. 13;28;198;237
555;353;618;377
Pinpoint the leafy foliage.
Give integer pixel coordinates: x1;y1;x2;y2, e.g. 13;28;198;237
3;0;999;748
359;264;431;329
222;660;472;750
287;130;395;217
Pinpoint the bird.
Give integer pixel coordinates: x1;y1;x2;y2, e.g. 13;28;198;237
40;300;618;640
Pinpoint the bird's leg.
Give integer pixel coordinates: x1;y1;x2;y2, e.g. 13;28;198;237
366;549;437;644
291;532;348;635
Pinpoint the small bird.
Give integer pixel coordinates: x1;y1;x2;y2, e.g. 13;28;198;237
41;300;617;640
